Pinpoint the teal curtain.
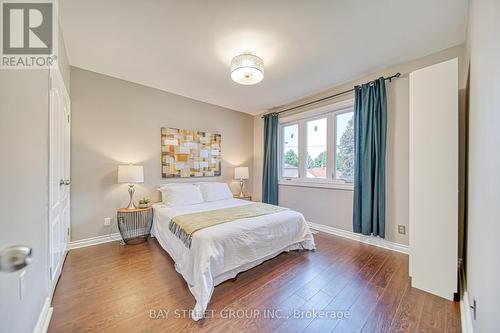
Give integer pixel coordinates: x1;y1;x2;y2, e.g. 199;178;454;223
262;113;279;205
353;78;387;238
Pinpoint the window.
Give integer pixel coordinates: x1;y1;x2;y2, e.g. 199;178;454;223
334;112;354;183
282;123;299;178
306;117;327;178
279;100;354;189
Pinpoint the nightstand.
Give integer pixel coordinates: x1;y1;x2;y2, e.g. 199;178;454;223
116;207;153;244
234;195;252;201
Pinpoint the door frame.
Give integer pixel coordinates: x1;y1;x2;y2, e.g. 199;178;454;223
48;65;71;295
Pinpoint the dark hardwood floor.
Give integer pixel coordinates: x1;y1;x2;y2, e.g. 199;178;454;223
49;232;460;333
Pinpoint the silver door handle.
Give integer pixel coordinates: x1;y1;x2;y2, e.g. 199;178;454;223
0;246;32;272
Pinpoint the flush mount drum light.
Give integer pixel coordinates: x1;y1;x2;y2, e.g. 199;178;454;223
230;52;264;85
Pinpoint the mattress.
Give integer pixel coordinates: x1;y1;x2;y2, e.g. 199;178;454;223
151;198;316;320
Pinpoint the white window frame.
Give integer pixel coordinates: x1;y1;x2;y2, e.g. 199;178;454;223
304;114;330;180
278;99;354;191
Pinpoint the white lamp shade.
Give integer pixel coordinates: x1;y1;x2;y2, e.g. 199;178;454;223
117;165;144;183
234;167;249;180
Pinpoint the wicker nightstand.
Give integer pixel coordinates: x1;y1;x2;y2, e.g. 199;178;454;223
234;195;252;201
117;207;153;244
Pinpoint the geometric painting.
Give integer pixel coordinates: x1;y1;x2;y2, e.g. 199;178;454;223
161;127;222;178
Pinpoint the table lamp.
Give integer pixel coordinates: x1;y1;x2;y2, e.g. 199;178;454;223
234;166;249;197
118;164;144;209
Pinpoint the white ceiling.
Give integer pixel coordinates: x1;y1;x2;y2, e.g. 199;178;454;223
60;0;468;115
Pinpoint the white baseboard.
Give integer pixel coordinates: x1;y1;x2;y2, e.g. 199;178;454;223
33;297;53;333
71;226;407;255
68;233;122;250
459;263;474;333
307;222;409;254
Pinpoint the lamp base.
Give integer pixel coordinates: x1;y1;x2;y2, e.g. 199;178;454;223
126;184;136;209
238;179;245;197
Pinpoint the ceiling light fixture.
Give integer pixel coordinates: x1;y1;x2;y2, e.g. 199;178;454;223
230;52;264;85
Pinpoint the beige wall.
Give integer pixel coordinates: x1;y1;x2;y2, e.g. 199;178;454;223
70;68;254;241
465;0;500;331
253;45;466;245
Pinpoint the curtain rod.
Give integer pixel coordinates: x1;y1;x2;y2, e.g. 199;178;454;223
261;72;401;119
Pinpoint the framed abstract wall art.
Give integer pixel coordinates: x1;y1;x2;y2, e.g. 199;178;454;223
161;127;222;178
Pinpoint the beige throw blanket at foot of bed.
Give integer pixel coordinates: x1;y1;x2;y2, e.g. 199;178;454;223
168;202;287;248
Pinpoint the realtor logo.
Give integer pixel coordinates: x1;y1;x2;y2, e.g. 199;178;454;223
1;1;57;69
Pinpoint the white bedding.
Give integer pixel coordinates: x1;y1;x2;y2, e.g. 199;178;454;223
151;198;316;320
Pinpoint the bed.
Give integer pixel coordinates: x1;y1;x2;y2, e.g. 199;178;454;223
151;185;315;321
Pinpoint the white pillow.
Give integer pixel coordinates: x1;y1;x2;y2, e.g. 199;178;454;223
199;182;233;202
159;184;204;207
158;183;187;201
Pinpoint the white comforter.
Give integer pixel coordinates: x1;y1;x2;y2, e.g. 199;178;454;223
151;198;315;320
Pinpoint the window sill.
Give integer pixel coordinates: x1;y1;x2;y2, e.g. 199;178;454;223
278;179;354;191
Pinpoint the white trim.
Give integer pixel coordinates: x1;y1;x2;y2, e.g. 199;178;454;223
68;233;122;250
307;222;409;254
33;297;53;333
459;262;474;333
461;290;474;333
279;179;353;191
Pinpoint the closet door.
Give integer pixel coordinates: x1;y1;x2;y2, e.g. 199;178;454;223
48;67;71;291
409;58;458;300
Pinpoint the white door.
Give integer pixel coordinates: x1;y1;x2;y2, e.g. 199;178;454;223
48;67;71;290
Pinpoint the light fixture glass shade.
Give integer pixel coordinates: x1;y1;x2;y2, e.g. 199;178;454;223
230;53;264;85
117;165;144;183
234;166;249;180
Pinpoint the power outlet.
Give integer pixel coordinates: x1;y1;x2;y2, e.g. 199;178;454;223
398;225;406;235
19;270;26;300
104;217;112;226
